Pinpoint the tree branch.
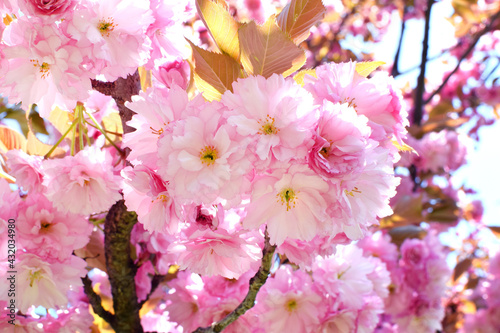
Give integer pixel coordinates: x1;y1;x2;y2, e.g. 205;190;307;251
193;229;277;333
91;71;141;134
413;0;434;126
391;6;408;77
104;200;143;333
81;275;115;326
423;10;500;106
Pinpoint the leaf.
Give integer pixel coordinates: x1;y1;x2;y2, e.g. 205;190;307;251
196;0;241;60
138;66;152;91
391;140;418;155
488;226;500;238
453;258;472;281
388;225;427;247
293;68;317;86
188;40;242;101
101;112;123;143
276;0;326;44
0;167;15;183
26;131;65;157
48;106;74;136
355;61;385;77
74;230;107;273
239;16;306;78
0;126;27;153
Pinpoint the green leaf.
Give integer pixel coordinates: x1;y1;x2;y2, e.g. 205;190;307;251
276;0;326;44
239;16;306;78
355;61;385;77
196;0;241;60
188;40;242;101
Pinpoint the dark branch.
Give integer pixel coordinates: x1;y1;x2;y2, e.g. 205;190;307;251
391;6;408;77
413;0;435;126
193;230;277;333
81;275;115;326
423;10;500;106
91;71;141;134
104;200;143;333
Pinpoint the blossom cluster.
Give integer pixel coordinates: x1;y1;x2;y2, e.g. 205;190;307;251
122;60;407;278
0;0;191;116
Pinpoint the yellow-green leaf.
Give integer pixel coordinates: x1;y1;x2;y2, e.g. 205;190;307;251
388;225;427;247
48;106;74;136
391;140;418;155
138;66;152;91
355;61;385;77
293;68;317;86
0;126;27;153
26;131;65;157
196;0;241;60
276;0;326;44
188;40;242;101
239;16;306;78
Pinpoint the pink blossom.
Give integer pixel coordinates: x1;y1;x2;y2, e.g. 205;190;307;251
244;163;333;246
20;0;76;19
6;149;44;192
309;101;374;179
304;61;408;144
169;227;261;279
277;235;340;269
157;101;251;205
66;0;154;80
124;85;203;168
252;266;323;333
2;18;91;116
122;165;180;234
154;58;191;89
43;147;122;215
16;253;87;312
135;260;155;302
221;74;317;168
17;193;92;260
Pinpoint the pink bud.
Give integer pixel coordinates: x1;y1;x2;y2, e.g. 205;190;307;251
155;59;190;90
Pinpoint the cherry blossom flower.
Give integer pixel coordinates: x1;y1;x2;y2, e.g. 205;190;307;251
308;101;375;179
6;149;44;193
16;253;87;312
43;147;122;215
122;165;180;234
169;227;261;279
243;163;334;246
66;0;154;80
157;101;251;205
20;0;76;19
1;18;91;116
17;193;92;261
124;85;202;168
221;74;317;168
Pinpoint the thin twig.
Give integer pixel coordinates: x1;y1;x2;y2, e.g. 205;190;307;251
423;10;500;106
413;0;435;126
392;6;408;77
81;275;115;326
193;229;277;333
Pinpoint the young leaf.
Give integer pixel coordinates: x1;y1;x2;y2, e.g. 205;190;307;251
276;0;326;44
239;16;306;78
196;0;241;60
188;40;242;101
0;125;27;153
49;106;74;136
293;68;317;86
26;131;65;157
355;61;385;77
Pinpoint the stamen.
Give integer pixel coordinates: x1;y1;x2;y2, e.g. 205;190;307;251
276;187;298;211
257;115;279;135
98;18;117;37
199;145;218;166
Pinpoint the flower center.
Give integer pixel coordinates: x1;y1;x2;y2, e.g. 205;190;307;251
30;60;50;79
343;98;357;109
199;145;218;166
29;270;43;288
258;115;279;135
40;220;52;233
345;187;362;197
150;126;164;136
152;194;169;204
98;18;116;37
277;187;297;211
286;299;298;312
